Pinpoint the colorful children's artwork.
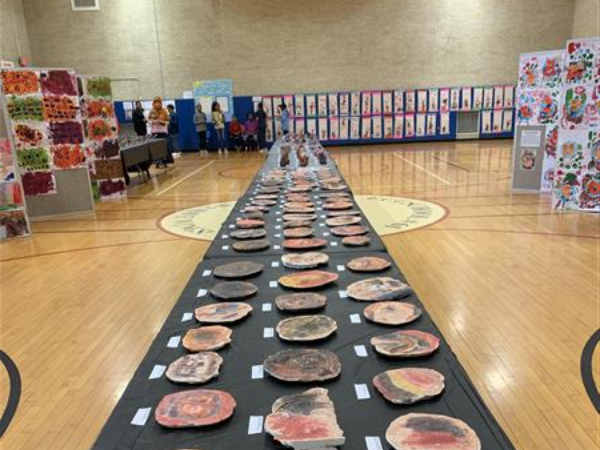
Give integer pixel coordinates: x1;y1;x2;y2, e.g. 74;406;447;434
382;91;393;115
2;70;39;95
283;95;293;114
98;179;126;200
439;88;450;113
481;110;492;133
16;147;51;171
393;114;404;139
0;209;29;239
305;95;317;117
339;117;349;140
372;91;382;115
461;87;472;111
350;117;360;139
503;110;514;132
12;123;46;149
473;88;483;110
294;94;304;117
450;88;460;111
405;114;415;138
40;70;78;96
361;116;372;139
84;98;114;118
426;114;437;136
7;96;44;121
428;89;439;112
483;87;494;109
562;85;590;129
361;92;372;116
518;55;540;88
440;113;450;135
519;148;537;170
329;117;339;140
21;170;56;195
350;92;360;116
393;90;404;113
339;93;349;116
383;116;393;139
273;96;282;117
517;91;538;125
85;76;112;98
263;96;273;117
43;95;80;121
541;154;557;192
328;94;338;116
417;90;428;113
538;90;560;125
416;114;426;137
0;139;15;181
307;118;317;136
0;182;23;209
492;109;503;133
318;95;328;117
540;52;564;88
50;144;86;170
565;39;596;85
295;118;305;136
504;85;515;108
545;126;559;158
405;90;415;113
493;86;504;109
318;118;328;140
372;116;382;138
553;130;587;209
579;172;600;211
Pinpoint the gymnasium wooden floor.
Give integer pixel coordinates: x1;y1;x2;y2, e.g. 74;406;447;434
0;139;598;450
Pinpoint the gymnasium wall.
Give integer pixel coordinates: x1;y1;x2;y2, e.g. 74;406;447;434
0;0;31;63
18;0;580;99
572;0;600;37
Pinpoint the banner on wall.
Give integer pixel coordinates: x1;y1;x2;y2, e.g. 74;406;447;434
372;91;382;115
339;116;349;140
417;90;428;113
339;93;350;116
192;79;234;121
328;93;338;116
361;91;372;116
428;88;439;112
382;91;393;115
393;90;404;113
439;88;450;112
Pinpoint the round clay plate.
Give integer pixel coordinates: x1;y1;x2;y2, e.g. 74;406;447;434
370;330;440;357
275;293;327;312
284;220;314;229
236;219;265;229
285;208;316;214
213;261;264;279
264;349;341;382
155;389;236;428
166;352;223;384
255;194;278;200
281;252;329;269
229;229;267;240
343;236;371;246
322;184;348;191
283;227;314;238
285;202;315;208
232;239;271;252
283;214;318;222
320;193;350;199
290;186;312;193
347;277;411;301
324;201;353;210
386;413;481;450
283;238;327;250
364;302;422;325
328;210;361;217
195;302;253;323
347;256;391;272
276;315;337;341
325;216;362;227
242;205;268;213
279;270;339;289
258;187;280;194
330;225;369;236
251;199;277;207
373;368;445;405
182;326;233;352
211;281;258;300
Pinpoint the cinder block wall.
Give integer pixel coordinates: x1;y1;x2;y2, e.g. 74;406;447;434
17;0;582;99
572;0;600;37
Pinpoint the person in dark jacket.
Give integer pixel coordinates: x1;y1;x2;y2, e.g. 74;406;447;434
194;103;208;154
167;104;179;153
256;102;268;153
131;101;147;136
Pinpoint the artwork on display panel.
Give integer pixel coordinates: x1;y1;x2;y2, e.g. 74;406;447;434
553;129;587;210
305;95;317;117
383;116;394;139
440;112;451;135
283;95;293;115
450;88;460;111
564;38;597;85
274;118;281;139
317;94;328;117
393;90;404;113
492;109;503;133
417;90;428;113
273;96;282;117
405;114;415;137
0;139;15;181
361;91;372;116
580;129;600;210
21;170;56;196
372;116;382;139
307;118;317;136
428;88;439;112
372;91;382;115
329;117;339;140
382;91;393;115
350;92;360;116
481;110;492;133
405;90;415;113
361;116;372;139
483;87;494;109
537;89;560;125
502;110;514;132
540;52;564;88
517;90;539;125
0;207;29;239
350;116;360;139
561;84;594;129
493;86;505;109
295;118;305;136
461;87;472;111
263;96;273;117
393;114;404;139
439;88;450;112
426;114;437;136
518;54;541;89
339;116;349;140
416;114;426;137
540;153;557;192
339;93;350;116
0;181;24;208
318;117;328;141
473;88;483;110
504;86;515;108
294;94;304;117
328;93;338;116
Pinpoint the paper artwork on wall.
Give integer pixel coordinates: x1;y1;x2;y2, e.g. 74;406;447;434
318;94;328;117
307;118;317;136
503;110;514;133
564;39;596;85
283;95;293;115
361;116;371;139
294;94;304;117
383;116;394;139
461;87;472;111
504;86;515;108
329;117;339;140
393;90;404;113
473;88;483;110
361;92;372;116
439;88;450;113
382;91;393;115
263;96;273;117
417;90;428;113
274;118;281;138
339;116;349;140
553;129;587;209
350;117;360;139
372;91;382;115
518;55;540;89
450;88;460;111
393;114;404;139
492;109;503;133
426;114;437;136
266;118;274;141
405;90;415;113
0;139;15;181
517;90;539;125
273;96;282;117
440;113;450;135
372;116;382;138
405;114;415;138
318;118;328;141
540;52;564;88
306;95;317;117
416;114;426;137
561;84;593;129
295;118;305;136
493;86;504;109
483;87;494;109
428;88;438;112
328;93;338;116
481;110;492;134
339;93;350;116
538;89;560;125
350;92;360;116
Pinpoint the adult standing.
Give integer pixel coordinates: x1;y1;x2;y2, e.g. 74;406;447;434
256;101;268;153
194;103;208;154
148;97;173;164
280;102;290;136
167;104;179;154
211;101;227;154
131;101;147;136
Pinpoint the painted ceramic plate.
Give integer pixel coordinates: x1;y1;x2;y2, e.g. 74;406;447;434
285;202;315;209
320;193;350;199
242;205;269;213
211;281;258;300
328;210;361;217
232;239;271;252
373;368;445;405
251;199;277;207
321;184;348;191
275;293;328;312
342;235;371;246
324;201;353;211
182;326;232;352
281;252;329;269
347;277;411;301
213;261;264;278
258;187;280;194
229;229;267;240
166;352;223;384
283;238;327;250
195;302;253;323
290;186;312;193
264;349;341;382
285;207;316;214
276;315;337;341
236;218;265;229
283;214;318;221
284;220;314;229
325;216;362;227
370;330;440;357
283;227;314;239
386;413;481;450
240;212;264;220
330;225;369;236
279;270;339;289
255;194;278;200
155;389;236;428
364;302;422;325
346;256;391;272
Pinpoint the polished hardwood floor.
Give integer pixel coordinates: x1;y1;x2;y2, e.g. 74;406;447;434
0;140;598;450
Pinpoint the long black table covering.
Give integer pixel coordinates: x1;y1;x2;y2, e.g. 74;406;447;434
91;142;515;450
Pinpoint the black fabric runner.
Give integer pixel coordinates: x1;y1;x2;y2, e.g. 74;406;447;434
91;144;515;450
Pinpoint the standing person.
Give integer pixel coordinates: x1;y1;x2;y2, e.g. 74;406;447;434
280;103;290;136
228;116;244;151
194;103;208;155
244;112;258;152
211;101;226;154
256;101;268;153
167;104;179;154
148;97;173;164
131;101;147;136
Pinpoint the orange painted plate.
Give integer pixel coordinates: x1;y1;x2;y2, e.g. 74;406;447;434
155;389;236;428
182;326;232;352
347;277;410;301
373;368;444;404
363;301;422;325
330;225;369;236
370;330;440;357
279;270;339;289
283;238;327;250
346;256;391;272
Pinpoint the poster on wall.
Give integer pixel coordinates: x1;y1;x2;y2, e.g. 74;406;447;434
553;129;587;209
394;90;404;113
473;88;483;110
483;87;494;109
372;91;382;115
329;117;339;140
295;118;305;136
405;114;415;138
192;79;234;120
461;87;472;110
518;54;540;89
428;88;439;112
516;89;539;125
273;96;282;117
318;117;328;141
481;110;492;133
306;118;317;136
339;116;349;140
306;95;317;117
350;92;360;116
492;109;503;133
372;116;382;138
274;118;281;138
361;116;371;139
440;112;451;135
450;88;461;111
439;88;450;113
426;113;437;136
503;110;514;132
382;91;393;114
263;96;273;117
416;114;426;137
361;91;372;116
405;90;415;113
328;93;338;116
383;115;394;139
417;90;428;113
350;116;360;139
493;86;505;109
294;94;304;117
339;93;350;116
317;94;328;117
393;114;404;139
283;95;293;114
504;86;515;108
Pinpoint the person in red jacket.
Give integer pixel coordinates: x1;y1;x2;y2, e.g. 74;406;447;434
228;116;244;151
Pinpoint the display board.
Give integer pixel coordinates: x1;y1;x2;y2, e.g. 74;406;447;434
0;136;29;239
511;125;546;191
553;37;600;211
193;79;234;122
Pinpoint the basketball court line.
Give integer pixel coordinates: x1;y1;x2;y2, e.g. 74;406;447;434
392;153;452;185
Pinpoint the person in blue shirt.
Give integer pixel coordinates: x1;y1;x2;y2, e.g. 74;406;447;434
166;104;179;153
280;103;290;135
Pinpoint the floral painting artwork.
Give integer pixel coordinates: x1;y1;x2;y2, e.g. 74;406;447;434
519;55;540;88
565;39;596;85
